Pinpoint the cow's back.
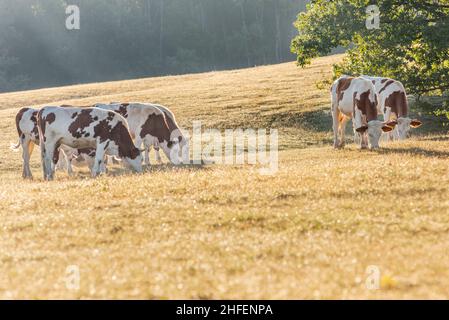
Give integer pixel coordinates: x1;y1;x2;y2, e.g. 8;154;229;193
16;107;39;142
332;77;375;116
362;76;408;117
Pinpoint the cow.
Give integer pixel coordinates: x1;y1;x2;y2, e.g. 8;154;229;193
107;102;189;164
94;103;181;165
361;76;422;140
142;103;189;164
12;107;40;178
331;76;393;149
12;107;100;178
37;106;142;180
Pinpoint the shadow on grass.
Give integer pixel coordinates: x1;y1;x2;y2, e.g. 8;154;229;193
374;146;449;158
418;135;449;142
105;161;210;177
264;108;332;133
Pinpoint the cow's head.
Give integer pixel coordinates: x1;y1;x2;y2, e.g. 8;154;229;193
356;120;393;149
159;140;181;165
122;147;143;173
392;117;422;140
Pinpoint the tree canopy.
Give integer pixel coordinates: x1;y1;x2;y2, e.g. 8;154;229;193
291;0;449;96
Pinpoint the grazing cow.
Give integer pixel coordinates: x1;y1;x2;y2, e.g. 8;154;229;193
331;76;393;149
361;76;422;139
108;102;189;164
37;106;142;180
94;103;181;165
143;103;189;164
13;107;98;178
12;107;40;178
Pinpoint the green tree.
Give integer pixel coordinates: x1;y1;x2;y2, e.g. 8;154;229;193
291;0;449;96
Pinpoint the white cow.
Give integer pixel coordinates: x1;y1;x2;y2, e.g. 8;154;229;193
331;76;393;149
361;76;422;140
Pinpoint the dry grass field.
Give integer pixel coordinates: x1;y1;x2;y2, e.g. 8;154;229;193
0;54;448;299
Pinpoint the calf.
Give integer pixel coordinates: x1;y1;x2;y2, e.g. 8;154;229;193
94;103;181;164
361;76;422;139
56;146;108;175
37;106;142;180
331;76;393;149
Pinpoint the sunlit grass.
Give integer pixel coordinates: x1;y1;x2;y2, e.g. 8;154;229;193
0;55;448;299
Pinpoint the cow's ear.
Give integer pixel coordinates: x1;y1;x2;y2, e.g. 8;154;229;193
410;119;422;128
382;125;394;132
386;120;398;128
356;125;368;133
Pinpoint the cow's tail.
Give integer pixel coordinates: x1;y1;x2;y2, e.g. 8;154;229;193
10;139;21;151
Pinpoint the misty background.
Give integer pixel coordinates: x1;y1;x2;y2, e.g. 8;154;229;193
0;0;310;93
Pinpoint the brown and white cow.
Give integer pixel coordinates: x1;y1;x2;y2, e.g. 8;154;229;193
12;107;40;178
361;76;422;140
13;107;101;178
107;102;189;164
331;76;393;149
94;103;181;165
142;103;189;164
37;106;142;180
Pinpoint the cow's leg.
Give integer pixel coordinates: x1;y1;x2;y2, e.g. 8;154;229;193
154;146;162;163
393;127;400;140
146;147;153;165
351;118;358;145
361;133;369;149
383;107;395;141
27;142;36;178
332;105;341;149
134;137;149;165
143;140;152;165
100;154;108;173
55;149;66;171
21;137;33;179
42;142;57;181
66;153;74;176
338;116;348;148
145;147;151;165
40;140;47;179
91;142;107;178
84;155;95;173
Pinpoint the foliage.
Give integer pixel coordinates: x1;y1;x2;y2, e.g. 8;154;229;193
291;0;449;95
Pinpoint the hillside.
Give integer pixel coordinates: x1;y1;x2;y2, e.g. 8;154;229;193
0;55;448;299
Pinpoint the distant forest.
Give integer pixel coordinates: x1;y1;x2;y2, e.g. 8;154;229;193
0;0;309;92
